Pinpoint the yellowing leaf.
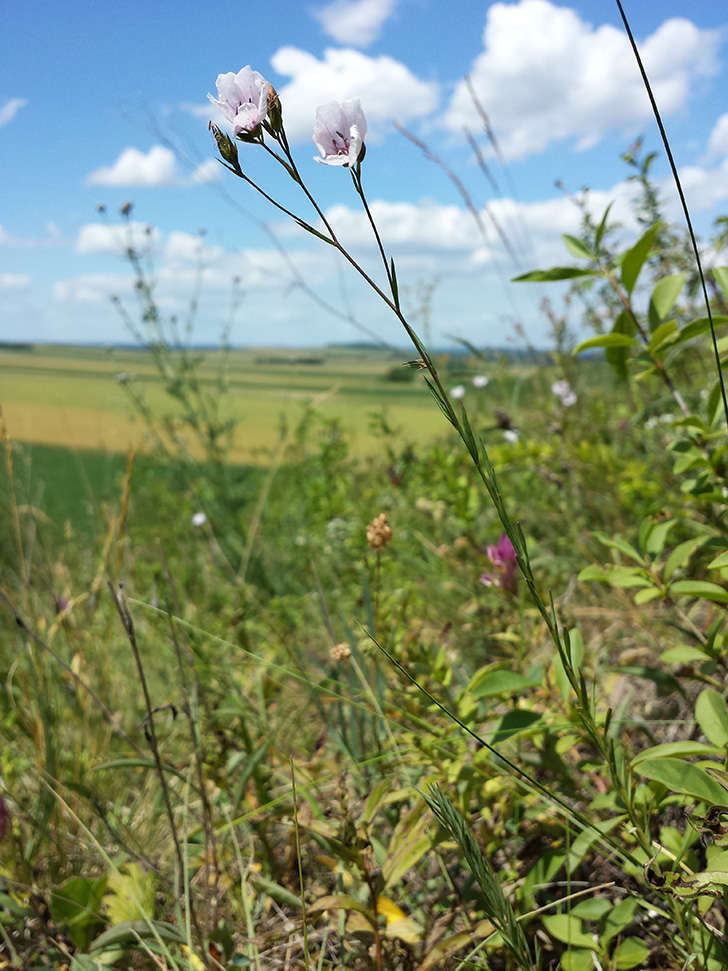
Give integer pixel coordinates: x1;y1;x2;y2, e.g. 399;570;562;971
103;863;155;926
377;896;422;944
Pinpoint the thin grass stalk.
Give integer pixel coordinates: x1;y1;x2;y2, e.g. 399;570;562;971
107;581;207;960
0;590;144;755
290;758;310;970
167;605;220;935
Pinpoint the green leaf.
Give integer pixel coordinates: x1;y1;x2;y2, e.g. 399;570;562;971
574;333;637;354
89;920;186;955
695;689;728;747
562;234;595;260
633;586;663;605
647;319;678;352
70;957;113;971
660;645;713;666
570;897;612;921
670;315;728;349
606;309;638;379
669;580;728;604
620;221;661;295
560;949;595;971
490;710;542;744
603;567;653;588
250;874;306;910
578;564;609;582
664;535;710;581
631;741;723;767
713;267;728;300
593;532;645;563
468;668;543;699
648;273;686;330
390;257;399;305
708;550;728;569
512;266;597;282
50;876;107;951
613;937;651;969
602;896;639;943
634;757;727;805
644;518;677;555
594;202;614;249
381;801;433;888
541;914;595;949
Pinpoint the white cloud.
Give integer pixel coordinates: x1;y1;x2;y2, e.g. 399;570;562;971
191;158;222;184
447;1;721;160
76;221;159;255
270;46;438;140
0;273;30;290
314;0;397;47
708;114;728;159
0;98;27;126
0;223;63;248
164;231;224;265
86;146;180;187
53;273;133;303
672;159;728;212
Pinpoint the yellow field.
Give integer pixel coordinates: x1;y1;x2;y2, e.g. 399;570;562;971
0;344;453;462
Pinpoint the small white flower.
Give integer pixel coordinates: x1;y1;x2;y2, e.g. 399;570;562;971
208;66;270;136
313;100;367;167
551;379;577;407
450;384;466;400
472;374;489;388
191;511;207;528
503;429;519;443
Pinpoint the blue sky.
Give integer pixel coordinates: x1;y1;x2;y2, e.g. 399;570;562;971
2;0;728;348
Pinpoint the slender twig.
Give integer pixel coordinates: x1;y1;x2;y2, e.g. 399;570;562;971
615;0;728;430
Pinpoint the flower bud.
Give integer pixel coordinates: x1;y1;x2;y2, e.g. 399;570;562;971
209;122;241;173
267;85;283;134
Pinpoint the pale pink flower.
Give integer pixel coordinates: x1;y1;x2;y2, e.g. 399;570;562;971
191;511;207;528
209;67;270;136
551;379;577;407
472;374;489;389
450;384;466;400
313;100;367;167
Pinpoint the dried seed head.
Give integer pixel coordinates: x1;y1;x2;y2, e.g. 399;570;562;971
366;513;392;550
330;642;351;662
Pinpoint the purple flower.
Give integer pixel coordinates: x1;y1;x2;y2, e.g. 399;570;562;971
480;534;518;595
0;795;9;842
209;67;270;137
313;100;367;167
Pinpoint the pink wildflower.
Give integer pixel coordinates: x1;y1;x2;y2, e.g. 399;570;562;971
480;534;518;595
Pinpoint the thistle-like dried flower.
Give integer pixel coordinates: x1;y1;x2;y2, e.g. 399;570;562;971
330;642;352;662
366;513;392;550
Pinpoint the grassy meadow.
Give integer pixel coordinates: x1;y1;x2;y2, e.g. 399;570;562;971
0;344;457;462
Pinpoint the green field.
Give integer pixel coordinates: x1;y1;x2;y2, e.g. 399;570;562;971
0;343;483;462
